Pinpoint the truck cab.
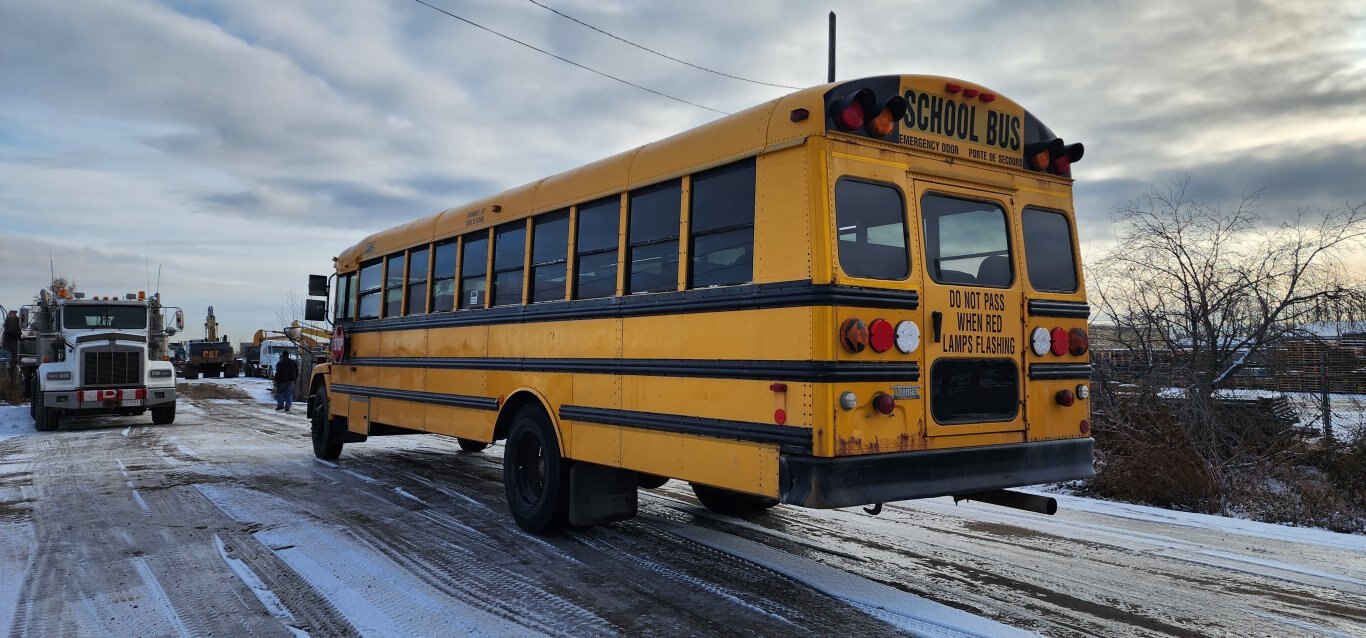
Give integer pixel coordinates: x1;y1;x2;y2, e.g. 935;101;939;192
25;290;181;431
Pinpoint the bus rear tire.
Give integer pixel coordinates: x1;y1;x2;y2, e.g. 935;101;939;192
311;386;343;460
637;473;669;489
503;405;569;534
457;437;488;452
152;404;176;425
690;483;779;515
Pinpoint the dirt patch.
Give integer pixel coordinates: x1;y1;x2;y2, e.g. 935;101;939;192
178;383;252;401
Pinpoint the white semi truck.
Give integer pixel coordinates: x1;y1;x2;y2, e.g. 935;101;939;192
20;288;183;431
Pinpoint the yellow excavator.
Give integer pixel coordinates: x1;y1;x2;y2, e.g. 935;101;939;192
245;321;331;378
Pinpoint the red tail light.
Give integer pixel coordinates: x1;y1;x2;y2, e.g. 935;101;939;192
1069;328;1089;356
1050;327;1069;356
834;101;865;132
872;392;895;415
868;319;894;353
1055;389;1075;407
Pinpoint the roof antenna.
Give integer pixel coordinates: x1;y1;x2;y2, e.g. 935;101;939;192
156;264;162;297
827;11;836;83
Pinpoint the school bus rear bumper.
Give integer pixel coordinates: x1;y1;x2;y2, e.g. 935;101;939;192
779;438;1094;509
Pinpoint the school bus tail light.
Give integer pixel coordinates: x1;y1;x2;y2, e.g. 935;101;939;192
867;319;894;353
829;90;870;132
1055;389;1075;407
866;95;907;138
1025;138;1084;177
1050;327;1069;356
1069;328;1089;356
872;392;895;415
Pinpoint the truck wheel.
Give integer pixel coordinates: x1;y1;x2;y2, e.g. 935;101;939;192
503;405;569;534
152;404;176;425
637;473;670;489
690;483;779;515
457;438;489;452
33;398;59;431
311;386;343;460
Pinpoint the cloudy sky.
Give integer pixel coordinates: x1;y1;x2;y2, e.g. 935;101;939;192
2;0;1364;341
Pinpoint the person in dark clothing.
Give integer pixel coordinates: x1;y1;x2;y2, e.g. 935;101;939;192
3;311;20;375
273;351;299;412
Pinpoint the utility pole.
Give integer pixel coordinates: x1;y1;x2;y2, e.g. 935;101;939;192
828;11;836;83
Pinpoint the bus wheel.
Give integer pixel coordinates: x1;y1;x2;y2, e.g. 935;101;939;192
637;473;669;489
457;438;488;452
503;405;569;534
311;386;343;460
690;483;779;515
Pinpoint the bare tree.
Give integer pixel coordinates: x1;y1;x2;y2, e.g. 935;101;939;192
1093;177;1366;394
33;277;77;302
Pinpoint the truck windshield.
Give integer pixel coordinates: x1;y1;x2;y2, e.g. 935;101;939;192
63;305;147;330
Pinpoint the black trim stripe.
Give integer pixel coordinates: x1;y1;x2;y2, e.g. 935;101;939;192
1028;363;1092;380
331;383;499;411
344;281;919;334
1027;299;1090;318
560;405;813;454
75;333;148;344
344;357;920;383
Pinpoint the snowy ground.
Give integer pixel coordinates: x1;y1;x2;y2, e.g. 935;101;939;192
1;378;1364;637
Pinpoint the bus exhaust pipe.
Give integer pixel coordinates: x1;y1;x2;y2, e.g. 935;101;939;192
954;490;1058;515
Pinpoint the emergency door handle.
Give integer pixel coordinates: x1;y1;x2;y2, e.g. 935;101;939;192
932;311;942;343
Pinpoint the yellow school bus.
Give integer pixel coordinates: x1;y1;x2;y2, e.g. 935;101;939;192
304;74;1094;533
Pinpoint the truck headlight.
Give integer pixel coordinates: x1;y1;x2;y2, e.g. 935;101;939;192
46;371;71;381
150;369;173;378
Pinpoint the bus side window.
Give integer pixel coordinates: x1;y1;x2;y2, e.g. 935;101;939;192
356;260;382;319
383;253;405;318
460;233;489;309
574;196;620;300
627;179;681;294
406;245;430;315
491;222;526;306
531;210;570;302
333;272;353;320
835;178;909;280
1022;207;1078;293
690;158;755;288
430;240;456;312
922;194;1012;287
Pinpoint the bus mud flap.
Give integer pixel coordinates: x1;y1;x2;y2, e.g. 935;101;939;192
568;463;639;526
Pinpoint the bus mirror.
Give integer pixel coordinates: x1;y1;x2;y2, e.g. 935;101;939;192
304;299;326;322
308;275;328;298
285;326;303;341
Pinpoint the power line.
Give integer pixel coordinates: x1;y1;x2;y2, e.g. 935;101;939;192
411;0;730;115
527;0;802;90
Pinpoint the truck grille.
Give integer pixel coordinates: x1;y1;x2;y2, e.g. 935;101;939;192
83;350;142;387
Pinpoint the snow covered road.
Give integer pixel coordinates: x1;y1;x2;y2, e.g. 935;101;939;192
1;378;1363;637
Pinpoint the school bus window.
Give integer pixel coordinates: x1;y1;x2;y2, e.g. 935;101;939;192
690;158;755;288
460;234;489;309
383;253;405;318
491;223;526;307
922;194;1012;287
333;273;353;320
356;260;381;319
931;358;1019;424
345;272;358;319
531;210;570;302
835;178;908;280
1022;207;1078;293
575;197;620;300
430;240;456;312
627;179;681;294
405;245;430;315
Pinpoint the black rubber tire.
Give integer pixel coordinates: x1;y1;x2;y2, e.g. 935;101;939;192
457;437;489;452
502;405;569;534
151;404;176;425
637;473;670;489
33;397;59;431
690;483;779;515
311;386;343;460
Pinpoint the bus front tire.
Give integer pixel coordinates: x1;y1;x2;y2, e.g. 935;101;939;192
690;483;779;515
503;405;569;534
457;438;488;452
311;387;343;460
